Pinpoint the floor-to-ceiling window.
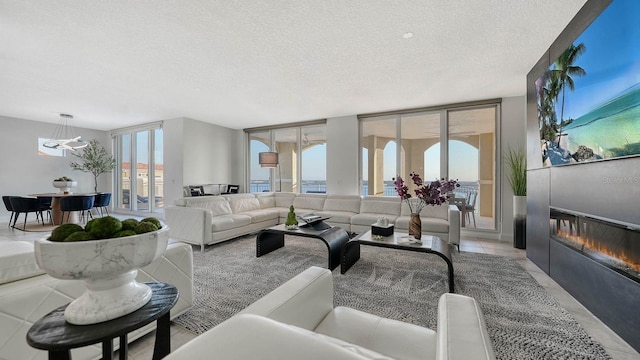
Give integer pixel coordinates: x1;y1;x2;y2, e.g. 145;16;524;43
246;122;326;193
301;125;327;193
448;107;496;230
249;131;272;192
113;123;164;214
360;102;498;231
361;115;397;196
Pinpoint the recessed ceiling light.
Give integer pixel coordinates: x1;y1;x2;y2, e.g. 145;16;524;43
403;32;414;39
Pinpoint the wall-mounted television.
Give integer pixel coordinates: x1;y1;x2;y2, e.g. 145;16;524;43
536;0;640;167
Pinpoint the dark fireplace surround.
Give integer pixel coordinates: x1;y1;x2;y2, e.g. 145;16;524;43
547;207;640;351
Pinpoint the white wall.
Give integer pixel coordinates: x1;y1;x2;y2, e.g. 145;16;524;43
182;118;241;185
0;115;111;221
160;117;243;207
162;117;185;206
499;96;527;241
326;115;360;195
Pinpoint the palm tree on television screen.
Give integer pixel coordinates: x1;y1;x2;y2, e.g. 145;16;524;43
550;43;586;146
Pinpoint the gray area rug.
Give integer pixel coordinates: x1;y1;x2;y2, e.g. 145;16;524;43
174;235;611;360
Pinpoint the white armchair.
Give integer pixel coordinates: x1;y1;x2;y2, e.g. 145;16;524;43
165;266;495;360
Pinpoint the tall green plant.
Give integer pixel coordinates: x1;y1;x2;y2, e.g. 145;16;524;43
70;139;116;193
505;147;527;196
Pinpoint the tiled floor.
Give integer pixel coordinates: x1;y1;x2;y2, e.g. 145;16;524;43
1;223;637;359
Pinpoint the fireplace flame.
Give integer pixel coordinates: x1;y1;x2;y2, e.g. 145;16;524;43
557;228;640;273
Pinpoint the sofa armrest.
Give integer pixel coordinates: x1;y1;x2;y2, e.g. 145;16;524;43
436;293;496;360
164;314;372;360
165;206;212;248
239;266;334;331
448;205;461;246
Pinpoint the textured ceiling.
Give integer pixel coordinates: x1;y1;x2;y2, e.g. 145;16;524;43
0;0;587;131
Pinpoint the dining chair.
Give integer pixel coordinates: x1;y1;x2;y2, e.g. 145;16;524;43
38;196;53;224
2;196;16;228
93;193;112;217
60;195;95;224
9;196;44;229
221;185;239;194
465;191;478;228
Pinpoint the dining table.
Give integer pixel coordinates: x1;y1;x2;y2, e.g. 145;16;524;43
32;193;96;225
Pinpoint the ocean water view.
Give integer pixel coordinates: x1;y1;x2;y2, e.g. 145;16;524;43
250;181;478;197
564;85;640;158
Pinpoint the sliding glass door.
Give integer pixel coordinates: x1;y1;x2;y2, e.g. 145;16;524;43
360;104;498;231
247;123;326;194
113;124;164;214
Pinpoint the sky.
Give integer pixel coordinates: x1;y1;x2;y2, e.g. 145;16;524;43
380;141;478;182
553;0;640;120
250;141;327;181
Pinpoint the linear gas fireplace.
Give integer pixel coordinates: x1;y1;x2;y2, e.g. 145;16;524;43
550;207;640;282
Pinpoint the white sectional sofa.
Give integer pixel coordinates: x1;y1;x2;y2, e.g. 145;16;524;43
0;240;194;360
166;192;460;252
165;266;495;360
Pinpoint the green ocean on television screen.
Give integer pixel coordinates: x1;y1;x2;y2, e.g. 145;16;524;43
536;0;640;167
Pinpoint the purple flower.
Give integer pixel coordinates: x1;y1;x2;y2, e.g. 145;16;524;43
393;174;459;213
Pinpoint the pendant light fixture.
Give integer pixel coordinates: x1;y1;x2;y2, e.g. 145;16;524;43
42;113;88;151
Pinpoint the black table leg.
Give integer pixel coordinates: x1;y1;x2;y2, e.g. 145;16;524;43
322;227;350;270
48;350;71;360
152;312;171;360
102;339;113;360
341;240;361;274
256;230;285;257
119;334;128;360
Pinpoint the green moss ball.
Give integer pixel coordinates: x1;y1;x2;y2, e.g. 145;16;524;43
50;223;84;242
141;217;162;229
89;216;123;239
84;218;98;233
135;221;158;234
113;230;137;238
121;218;139;231
64;231;94;242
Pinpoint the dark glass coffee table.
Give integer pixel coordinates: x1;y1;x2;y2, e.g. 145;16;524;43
341;231;455;292
257;223;350;270
26;282;178;360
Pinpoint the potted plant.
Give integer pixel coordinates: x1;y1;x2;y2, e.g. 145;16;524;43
34;216;168;324
69;139;116;193
505;147;527;249
393;173;459;240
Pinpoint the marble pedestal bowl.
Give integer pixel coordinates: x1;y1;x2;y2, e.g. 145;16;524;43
52;180;78;194
34;227;169;325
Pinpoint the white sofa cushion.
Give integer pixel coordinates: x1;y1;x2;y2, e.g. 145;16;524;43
0;241;45;285
293;194;326;211
184;197;232;216
395;216;449;233
164;314;376;360
275;192;296;207
400;201;448;219
239;209;280;223
229;196;261;214
359;197;401;216
323;195;361;213
256;192;276;208
210;214;252;231
316;306;436;360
